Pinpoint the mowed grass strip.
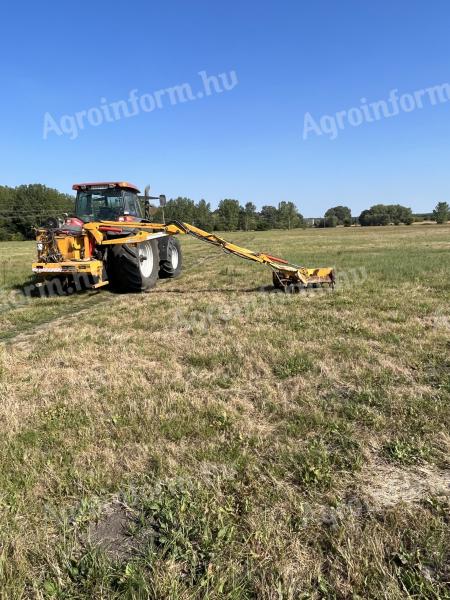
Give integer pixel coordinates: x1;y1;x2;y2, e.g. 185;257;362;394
0;225;448;598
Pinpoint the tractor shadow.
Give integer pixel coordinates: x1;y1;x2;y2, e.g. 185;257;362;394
150;284;277;294
11;275;104;299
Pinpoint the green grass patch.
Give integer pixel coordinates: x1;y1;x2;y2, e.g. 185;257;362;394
272;351;314;378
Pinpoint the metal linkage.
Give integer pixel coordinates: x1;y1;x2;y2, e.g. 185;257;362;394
83;220;335;287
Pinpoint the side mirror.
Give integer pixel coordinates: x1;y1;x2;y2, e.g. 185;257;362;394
159;194;167;207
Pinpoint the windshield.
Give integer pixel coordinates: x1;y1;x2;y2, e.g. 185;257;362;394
76;189;125;222
75;189;142;221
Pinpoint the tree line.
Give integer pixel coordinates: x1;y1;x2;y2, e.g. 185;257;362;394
0;184;448;241
317;202;449;227
0;184;73;240
155;199;449;229
152;198;305;231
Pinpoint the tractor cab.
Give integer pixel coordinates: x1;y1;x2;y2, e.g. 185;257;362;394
72;182;143;223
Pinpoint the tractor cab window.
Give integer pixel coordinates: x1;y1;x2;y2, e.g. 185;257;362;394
76;189;124;222
123;191;142;218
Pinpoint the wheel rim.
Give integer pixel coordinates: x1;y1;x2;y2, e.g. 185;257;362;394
171;245;179;269
138;243;154;278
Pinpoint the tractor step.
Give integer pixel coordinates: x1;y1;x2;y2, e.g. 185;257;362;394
92;280;109;289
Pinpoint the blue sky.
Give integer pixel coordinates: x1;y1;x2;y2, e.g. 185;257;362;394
1;0;449;216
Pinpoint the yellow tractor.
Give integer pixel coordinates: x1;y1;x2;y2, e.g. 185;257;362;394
32;181;335;294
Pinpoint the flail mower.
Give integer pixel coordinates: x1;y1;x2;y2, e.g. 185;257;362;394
32;182;335;293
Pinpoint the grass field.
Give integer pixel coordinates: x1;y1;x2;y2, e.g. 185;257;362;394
0;225;449;599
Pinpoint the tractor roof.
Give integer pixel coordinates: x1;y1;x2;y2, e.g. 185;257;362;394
72;181;140;193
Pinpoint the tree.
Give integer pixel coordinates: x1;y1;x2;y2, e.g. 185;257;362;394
0;186;16;239
216;199;240;231
315;215;338;227
325;205;351;225
325;215;338;227
387;204;414;225
278;201;304;229
154;197;196;223
195;199;213;230
358;209;372;226
9;184;74;239
243;202;257;231
433;202;449;224
359;204;413;226
258;205;278;230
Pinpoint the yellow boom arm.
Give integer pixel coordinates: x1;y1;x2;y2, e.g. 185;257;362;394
83;220;335;288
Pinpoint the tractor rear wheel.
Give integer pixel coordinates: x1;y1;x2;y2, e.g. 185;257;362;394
107;240;160;292
158;237;182;278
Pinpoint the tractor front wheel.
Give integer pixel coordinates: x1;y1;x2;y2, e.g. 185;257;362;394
107;240;160;292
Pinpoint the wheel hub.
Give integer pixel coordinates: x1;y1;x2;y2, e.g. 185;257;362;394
171;246;179;269
138;243;154;278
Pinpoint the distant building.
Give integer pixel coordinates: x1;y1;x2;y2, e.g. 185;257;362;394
305;217;320;226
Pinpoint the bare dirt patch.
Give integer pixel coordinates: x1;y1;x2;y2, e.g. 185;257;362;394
88;503;135;560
